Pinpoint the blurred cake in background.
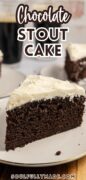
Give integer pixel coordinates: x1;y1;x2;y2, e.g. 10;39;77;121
65;43;86;82
0;50;3;77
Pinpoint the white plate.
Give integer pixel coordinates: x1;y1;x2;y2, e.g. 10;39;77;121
0;97;86;167
0;65;25;98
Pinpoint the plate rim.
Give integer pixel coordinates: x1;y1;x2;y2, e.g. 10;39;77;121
0;152;86;167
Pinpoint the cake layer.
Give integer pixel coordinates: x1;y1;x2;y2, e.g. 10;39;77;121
7;75;85;110
67;43;86;62
6;96;85;150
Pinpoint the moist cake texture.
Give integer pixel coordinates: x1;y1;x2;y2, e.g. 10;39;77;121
65;43;86;82
6;75;85;150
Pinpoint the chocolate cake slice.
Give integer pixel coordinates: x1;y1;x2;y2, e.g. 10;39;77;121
65;43;86;82
5;75;85;150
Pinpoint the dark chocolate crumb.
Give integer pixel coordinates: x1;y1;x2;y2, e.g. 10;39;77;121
6;95;85;150
55;151;61;156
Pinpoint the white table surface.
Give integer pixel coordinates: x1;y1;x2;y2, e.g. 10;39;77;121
6;54;65;76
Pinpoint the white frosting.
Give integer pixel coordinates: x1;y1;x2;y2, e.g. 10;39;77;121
67;43;86;62
0;50;3;62
7;75;85;110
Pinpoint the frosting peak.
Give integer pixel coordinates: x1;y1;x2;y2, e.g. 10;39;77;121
7;75;85;110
